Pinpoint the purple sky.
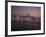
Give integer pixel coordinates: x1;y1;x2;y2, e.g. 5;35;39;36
11;6;41;17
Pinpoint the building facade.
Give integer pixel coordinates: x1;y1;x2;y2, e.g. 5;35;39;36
11;15;31;21
11;15;40;21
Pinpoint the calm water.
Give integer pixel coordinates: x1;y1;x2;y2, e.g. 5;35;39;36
11;20;41;31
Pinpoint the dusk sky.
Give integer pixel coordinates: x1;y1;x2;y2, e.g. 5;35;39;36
11;6;41;17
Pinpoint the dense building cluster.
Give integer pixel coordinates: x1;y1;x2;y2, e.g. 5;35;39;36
11;15;40;21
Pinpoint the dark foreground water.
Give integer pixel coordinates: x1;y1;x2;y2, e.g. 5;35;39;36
11;20;41;31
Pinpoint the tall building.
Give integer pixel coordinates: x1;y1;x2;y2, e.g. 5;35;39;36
11;13;31;21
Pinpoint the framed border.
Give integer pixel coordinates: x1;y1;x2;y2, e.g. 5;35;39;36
5;1;45;36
